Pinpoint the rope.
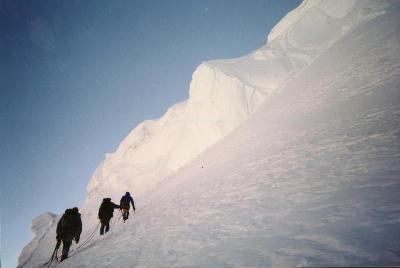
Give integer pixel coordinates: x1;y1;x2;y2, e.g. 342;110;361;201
39;181;185;266
68;222;100;257
135;190;170;215
134;174;197;216
118;211;122;223
111;211;122;228
68;211;123;258
39;245;59;268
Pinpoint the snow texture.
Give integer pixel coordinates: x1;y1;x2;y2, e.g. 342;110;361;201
19;0;400;267
18;213;57;268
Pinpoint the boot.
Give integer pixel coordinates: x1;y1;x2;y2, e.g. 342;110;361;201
60;254;68;262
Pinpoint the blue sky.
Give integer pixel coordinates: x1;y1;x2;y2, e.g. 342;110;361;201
0;1;300;267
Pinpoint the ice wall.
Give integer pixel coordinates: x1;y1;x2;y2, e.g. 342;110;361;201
85;0;383;204
19;1;397;266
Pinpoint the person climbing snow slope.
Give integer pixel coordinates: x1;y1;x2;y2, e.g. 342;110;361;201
56;207;82;262
98;198;120;235
120;192;135;222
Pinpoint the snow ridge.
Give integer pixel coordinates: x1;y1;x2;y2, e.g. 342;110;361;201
84;0;378;204
18;213;57;267
19;1;400;267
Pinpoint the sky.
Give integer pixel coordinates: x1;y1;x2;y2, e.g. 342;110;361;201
0;0;301;267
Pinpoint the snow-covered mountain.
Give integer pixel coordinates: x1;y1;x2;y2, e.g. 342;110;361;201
19;0;400;267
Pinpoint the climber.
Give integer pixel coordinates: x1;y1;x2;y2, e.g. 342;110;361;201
98;198;120;235
56;207;82;262
120;192;136;222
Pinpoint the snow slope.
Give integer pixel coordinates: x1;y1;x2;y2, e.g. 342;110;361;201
17;213;58;268
83;0;373;204
19;0;400;267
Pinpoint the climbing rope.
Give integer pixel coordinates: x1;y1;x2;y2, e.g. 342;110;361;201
135;189;170;215
111;211;122;227
68;221;100;257
38;176;193;266
37;221;99;268
39;244;59;268
68;211;126;260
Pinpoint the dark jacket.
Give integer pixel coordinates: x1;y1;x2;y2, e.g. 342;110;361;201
120;193;135;210
56;209;82;241
98;198;120;220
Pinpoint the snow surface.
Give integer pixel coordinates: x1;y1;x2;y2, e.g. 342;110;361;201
17;213;57;268
19;0;400;267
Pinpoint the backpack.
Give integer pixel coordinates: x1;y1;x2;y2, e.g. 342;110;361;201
58;209;80;239
61;209;74;229
99;199;114;219
120;196;132;209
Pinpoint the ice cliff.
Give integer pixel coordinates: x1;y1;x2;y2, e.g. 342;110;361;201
19;0;400;267
84;0;381;202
